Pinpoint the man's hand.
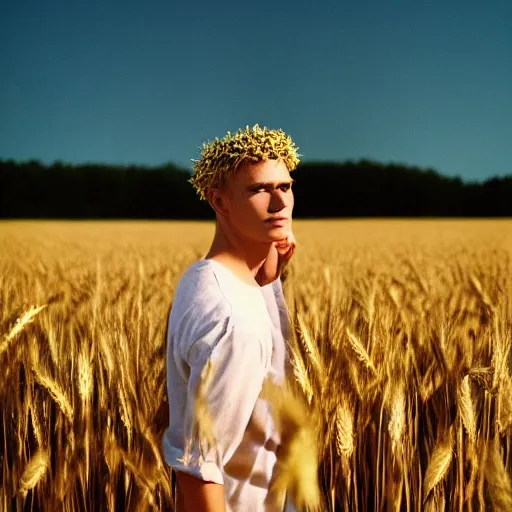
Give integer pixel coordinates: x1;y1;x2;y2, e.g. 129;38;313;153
255;231;296;287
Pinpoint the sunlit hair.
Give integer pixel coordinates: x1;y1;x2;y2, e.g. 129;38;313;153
189;124;301;201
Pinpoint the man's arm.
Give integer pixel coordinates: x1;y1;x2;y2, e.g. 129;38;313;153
167;323;270;508
175;471;226;512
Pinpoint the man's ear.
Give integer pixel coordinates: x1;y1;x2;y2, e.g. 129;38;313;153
206;188;229;218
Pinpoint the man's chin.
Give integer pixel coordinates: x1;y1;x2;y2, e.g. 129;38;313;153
266;226;291;239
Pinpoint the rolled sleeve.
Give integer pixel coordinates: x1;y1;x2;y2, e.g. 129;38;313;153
163;442;224;484
168;323;270;484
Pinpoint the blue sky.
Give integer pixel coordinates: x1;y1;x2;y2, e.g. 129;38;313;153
1;0;511;182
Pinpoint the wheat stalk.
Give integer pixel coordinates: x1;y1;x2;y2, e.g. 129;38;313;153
457;375;476;443
335;397;354;459
261;379;321;511
193;357;217;454
116;366;133;445
423;428;454;502
30;405;43;448
388;384;405;456
78;347;93;401
346;327;377;375
0;305;47;356
18;449;49;498
485;438;512;511
497;374;512;434
120;448;157;501
297;313;324;377
31;368;74;423
289;344;314;404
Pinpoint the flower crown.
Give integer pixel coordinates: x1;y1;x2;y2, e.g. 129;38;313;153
189;124;301;201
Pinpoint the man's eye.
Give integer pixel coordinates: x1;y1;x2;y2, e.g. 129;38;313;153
252;185;291;193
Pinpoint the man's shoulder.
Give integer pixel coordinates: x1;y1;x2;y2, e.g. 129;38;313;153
170;259;269;333
172;259;230;314
175;259;218;292
168;261;233;363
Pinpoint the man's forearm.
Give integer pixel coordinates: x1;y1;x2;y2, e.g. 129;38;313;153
175;471;226;512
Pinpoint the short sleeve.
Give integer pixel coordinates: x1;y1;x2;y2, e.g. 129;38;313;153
166;323;271;484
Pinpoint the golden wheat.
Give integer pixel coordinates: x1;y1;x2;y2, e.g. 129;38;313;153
423;428;454;502
30;369;74;423
457;375;476;444
1;219;511;511
0;304;46;356
18;449;49;498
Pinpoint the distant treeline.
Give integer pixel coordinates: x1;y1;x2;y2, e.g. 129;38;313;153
1;159;511;218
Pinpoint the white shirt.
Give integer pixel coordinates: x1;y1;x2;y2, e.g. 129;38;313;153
162;258;296;511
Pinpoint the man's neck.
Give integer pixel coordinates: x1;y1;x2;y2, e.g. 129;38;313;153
204;225;272;286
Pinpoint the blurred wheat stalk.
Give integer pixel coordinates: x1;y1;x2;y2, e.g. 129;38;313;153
0;220;511;511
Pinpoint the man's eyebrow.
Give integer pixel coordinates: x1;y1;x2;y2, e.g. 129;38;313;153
247;179;295;190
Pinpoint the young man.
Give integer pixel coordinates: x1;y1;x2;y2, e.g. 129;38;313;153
162;125;300;511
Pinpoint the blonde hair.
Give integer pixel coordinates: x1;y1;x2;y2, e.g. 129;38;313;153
189;124;301;201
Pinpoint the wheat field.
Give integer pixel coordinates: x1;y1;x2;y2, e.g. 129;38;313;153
1;219;511;511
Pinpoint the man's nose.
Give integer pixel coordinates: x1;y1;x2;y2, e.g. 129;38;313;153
269;190;287;212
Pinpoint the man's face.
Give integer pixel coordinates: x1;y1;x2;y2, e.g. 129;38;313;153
220;158;294;243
